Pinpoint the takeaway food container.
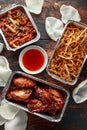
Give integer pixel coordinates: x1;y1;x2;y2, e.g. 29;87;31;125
2;71;70;122
0;4;40;51
47;21;87;85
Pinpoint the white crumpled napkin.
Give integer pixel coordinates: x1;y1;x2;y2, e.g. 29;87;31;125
60;4;81;24
0;100;28;130
45;5;81;41
4;109;28;130
0;100;19;120
72;79;87;103
45;17;64;41
25;0;44;14
0;56;12;87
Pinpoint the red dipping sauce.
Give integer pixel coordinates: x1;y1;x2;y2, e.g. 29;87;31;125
22;49;45;71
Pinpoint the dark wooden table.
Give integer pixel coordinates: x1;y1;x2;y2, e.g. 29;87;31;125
0;0;87;130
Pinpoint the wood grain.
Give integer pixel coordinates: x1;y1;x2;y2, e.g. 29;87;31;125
0;0;87;130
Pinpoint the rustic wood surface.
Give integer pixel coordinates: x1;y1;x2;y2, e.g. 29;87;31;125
0;0;87;130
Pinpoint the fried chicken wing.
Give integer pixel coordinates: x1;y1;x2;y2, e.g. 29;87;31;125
34;86;51;104
13;77;36;88
47;88;64;102
7;89;32;103
47;88;64;109
27;99;48;113
46;100;64;115
46;103;58;115
6;75;65;116
33;86;64;115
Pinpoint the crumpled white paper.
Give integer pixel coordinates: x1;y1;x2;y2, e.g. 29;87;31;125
0;100;19;120
60;4;81;24
0;115;7;126
0;100;28;130
25;0;44;14
72;79;87;103
0;56;12;87
45;17;64;41
4;109;28;130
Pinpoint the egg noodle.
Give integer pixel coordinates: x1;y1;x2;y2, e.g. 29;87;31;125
48;23;87;82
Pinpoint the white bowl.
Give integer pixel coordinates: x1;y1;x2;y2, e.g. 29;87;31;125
19;45;48;74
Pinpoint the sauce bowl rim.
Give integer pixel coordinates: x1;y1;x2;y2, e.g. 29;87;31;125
19;45;48;74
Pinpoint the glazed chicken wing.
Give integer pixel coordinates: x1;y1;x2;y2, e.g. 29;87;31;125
46;103;58;115
33;86;64;115
27;99;48;113
34;86;51;103
47;88;64;109
13;77;36;88
7;89;32;102
6;75;64;116
47;88;64;102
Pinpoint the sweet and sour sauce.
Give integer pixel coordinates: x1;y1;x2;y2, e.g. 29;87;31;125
22;49;45;71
